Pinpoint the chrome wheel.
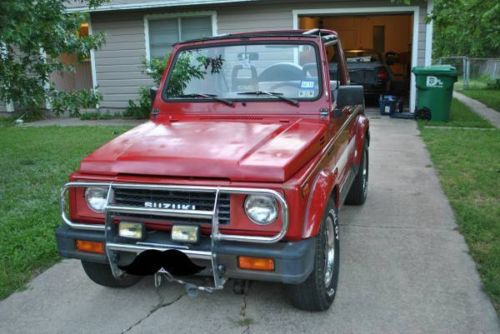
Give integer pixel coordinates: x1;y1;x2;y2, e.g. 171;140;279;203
324;215;336;288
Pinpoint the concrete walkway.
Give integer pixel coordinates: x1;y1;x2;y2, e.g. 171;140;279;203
1;115;498;333
22;118;144;127
454;91;500;128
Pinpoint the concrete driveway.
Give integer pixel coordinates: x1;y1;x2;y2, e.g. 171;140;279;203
1;113;498;334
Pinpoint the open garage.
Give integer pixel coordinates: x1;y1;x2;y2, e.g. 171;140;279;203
299;12;414;108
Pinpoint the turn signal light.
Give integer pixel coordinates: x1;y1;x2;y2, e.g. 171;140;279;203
75;240;104;254
238;256;275;271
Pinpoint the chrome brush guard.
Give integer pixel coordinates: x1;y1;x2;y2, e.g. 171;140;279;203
60;182;289;291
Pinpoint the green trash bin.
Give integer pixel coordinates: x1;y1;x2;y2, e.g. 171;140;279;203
412;65;458;121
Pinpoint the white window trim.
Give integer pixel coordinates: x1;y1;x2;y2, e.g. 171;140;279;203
144;11;218;62
88;18;99;90
293;6;421;113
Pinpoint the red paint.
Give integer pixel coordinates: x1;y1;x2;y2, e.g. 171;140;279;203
68;30;369;241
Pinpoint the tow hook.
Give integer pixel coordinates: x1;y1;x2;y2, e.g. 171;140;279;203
154;267;222;297
232;279;251;295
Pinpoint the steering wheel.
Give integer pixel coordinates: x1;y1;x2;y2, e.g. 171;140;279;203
269;81;302;91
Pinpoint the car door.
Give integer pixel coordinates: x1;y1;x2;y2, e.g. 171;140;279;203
331;42;361;201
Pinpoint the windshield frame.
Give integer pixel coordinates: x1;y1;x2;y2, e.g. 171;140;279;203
160;40;324;104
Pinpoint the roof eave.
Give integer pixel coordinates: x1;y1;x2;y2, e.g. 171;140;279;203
66;0;256;13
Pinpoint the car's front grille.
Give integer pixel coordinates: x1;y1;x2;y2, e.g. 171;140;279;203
112;188;230;225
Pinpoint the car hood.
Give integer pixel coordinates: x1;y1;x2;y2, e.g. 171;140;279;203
79;119;326;182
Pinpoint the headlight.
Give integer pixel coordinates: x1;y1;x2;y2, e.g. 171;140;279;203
85;186;109;213
244;195;278;225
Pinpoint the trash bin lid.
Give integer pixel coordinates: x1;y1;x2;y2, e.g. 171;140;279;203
412;65;458;77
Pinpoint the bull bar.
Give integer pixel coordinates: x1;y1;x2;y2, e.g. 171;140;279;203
60;182;289;291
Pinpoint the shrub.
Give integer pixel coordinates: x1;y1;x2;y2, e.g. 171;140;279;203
125;56;168;119
50;89;103;117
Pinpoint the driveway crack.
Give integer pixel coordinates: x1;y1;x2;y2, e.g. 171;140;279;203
239;285;252;334
121;289;185;334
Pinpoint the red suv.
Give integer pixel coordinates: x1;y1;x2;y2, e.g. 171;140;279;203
56;29;369;311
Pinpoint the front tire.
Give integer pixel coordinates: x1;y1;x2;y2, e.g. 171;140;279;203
288;199;340;311
81;261;141;288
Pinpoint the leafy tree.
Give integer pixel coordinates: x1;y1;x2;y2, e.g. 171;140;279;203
431;0;500;57
393;0;499;57
0;0;107;116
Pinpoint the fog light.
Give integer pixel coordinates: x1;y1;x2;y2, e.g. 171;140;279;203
119;222;144;240
75;240;104;254
238;256;275;271
172;225;199;243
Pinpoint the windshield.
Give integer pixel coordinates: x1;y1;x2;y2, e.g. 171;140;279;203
163;43;321;101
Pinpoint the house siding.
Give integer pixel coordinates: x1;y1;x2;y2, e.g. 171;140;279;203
91;0;429;111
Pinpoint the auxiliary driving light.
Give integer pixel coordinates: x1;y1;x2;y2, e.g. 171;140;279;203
238;256;275;271
118;222;144;240
171;225;200;243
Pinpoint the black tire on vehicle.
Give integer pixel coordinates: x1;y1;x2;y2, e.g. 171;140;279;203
81;261;141;288
288;198;340;311
345;138;369;205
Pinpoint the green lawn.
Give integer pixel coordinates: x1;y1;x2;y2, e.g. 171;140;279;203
419;102;500;313
422;98;493;128
459;88;500;112
0;125;131;300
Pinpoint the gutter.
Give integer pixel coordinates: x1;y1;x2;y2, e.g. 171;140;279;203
67;0;256;13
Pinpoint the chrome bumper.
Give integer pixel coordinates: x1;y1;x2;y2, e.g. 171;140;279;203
60;181;289;290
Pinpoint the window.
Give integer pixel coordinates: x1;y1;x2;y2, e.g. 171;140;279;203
147;15;213;59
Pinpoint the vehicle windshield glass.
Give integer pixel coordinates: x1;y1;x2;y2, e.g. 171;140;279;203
345;50;380;63
164;43;321;101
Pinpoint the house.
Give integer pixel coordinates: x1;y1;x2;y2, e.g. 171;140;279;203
2;0;434;114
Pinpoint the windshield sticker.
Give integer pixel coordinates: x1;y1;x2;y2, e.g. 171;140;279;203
301;80;315;89
299;90;316;98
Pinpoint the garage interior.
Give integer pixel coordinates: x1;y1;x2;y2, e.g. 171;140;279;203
299;14;413;108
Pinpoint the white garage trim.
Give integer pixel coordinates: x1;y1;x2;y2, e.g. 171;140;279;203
293;6;420;113
425;0;434;66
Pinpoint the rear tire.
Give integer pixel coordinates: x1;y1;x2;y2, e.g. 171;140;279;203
345;138;369;205
288;199;339;311
81;261;141;288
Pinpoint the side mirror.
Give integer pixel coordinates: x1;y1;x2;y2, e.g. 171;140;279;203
150;87;158;106
336;85;364;110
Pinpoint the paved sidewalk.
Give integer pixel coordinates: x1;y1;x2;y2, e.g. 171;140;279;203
22;118;144;127
0;115;498;333
454;91;500;128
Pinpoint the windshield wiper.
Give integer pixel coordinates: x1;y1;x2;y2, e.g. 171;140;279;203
177;93;234;107
237;91;299;106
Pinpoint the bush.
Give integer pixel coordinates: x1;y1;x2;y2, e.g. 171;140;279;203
50;89;103;117
125;56;169;119
123;87;152;119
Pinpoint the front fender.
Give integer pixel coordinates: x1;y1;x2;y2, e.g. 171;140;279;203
302;168;339;239
352;114;370;166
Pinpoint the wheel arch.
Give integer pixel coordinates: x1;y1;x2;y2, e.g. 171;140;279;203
353;115;370;166
302;169;339;239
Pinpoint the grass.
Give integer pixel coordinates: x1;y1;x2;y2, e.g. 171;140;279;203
421;98;493;128
419;101;500;313
0;125;131;300
458;88;500;112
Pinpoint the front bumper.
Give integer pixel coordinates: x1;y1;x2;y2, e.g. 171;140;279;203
56;224;315;284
